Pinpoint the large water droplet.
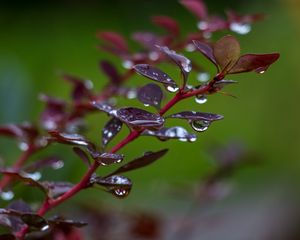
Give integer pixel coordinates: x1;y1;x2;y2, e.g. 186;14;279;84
166;85;179;93
112;188;130;198
195;95;207;104
197;72;210;82
18;142;29;151
52;160;64;170
122;60;133;69
191;120;210;132
0;191;14;201
197;21;208;30
230;22;251;35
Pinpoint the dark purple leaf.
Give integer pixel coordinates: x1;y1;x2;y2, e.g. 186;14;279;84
92;175;132;199
137;83;163;109
192;40;218;69
25;156;64;172
213;35;240;73
167;111;224;122
62;74;93;102
102;117;123;148
73;147;91;166
133;64;178;92
156;45;192;85
39;94;66;131
180;0;208;20
151;16;180;36
7;200;32;232
48;131;91;147
99;61;121;85
42;182;73;199
21;213;49;230
108;149;168;176
89;152;124;166
142;127;197;142
0;123;38;143
132;32;162;50
199;16;228;33
48;216;87;228
228;53;280;74
97;31;128;53
91;101;115;114
0;169;47;194
115;107;164;130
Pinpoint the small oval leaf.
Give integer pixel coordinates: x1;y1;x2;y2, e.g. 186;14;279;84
99;60;121;85
192;40;218;69
167;111;224;122
151;16;180;36
142;127;197;142
102;117;123;148
137;83;163;109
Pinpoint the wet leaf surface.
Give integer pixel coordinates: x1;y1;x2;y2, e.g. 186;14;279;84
137;83;163;109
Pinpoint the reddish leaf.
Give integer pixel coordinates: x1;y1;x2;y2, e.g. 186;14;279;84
102;117;123;148
91;101;115;114
25;156;64;172
192;40;218;69
167;111;224;122
137;83;163;109
229;53;280;74
132;32;162;50
180;0;208;20
48;131;91;147
151;16;180;36
89;152;123;166
42;181;73;199
97;31;128;53
213;35;240;73
115;107;164;130
99;61;121;85
107;149;168;176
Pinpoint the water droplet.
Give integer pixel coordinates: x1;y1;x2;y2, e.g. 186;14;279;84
52;161;64;170
185;43;196;52
26;172;42;181
18;142;29;151
41;224;50;232
229;22;251;35
112;188;130;198
43;120;57;131
144;104;150;107
203;32;212;39
149;51;159;61
122;60;133;69
0;191;14;201
197;72;210;82
182;59;192;72
197;21;208;30
259;70;265;74
126;89;137;99
179;138;188;142
189;136;197;142
166;85;179;93
191;120;210;132
195;95;207;104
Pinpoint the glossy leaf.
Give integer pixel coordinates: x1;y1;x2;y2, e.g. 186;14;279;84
91;101;115;114
213;35;240;73
7;200;32;232
99;60;121;85
108;149;168;176
25;156;64;172
115;107;164;130
213;80;237;90
133;64;178;90
48;216;87;228
48;131;91;147
137;83;163;109
192;40;218;69
92;175;132;199
42;182;73;199
102;117;123;148
73;147;91;166
151;16;180;36
90;152;124;166
156;45;192;84
229;53;280;74
180;0;208;20
21;213;48;230
167;111;224;122
132;32;162;50
142;127;197;142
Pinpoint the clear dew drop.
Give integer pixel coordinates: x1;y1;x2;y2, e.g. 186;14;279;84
182;59;192;73
259;70;265;74
52;160;64;170
166;85;179;93
126;89;137;99
195;95;207;104
148;51;159;61
144;104;150;107
122;60;133;69
18;142;29;151
229;22;251;35
179;138;188;142
191;120;210;132
197;21;208;30
197;72;210;82
40;224;50;232
26;172;42;181
0;191;14;201
112;188;129;198
188;136;197;142
185;43;196;52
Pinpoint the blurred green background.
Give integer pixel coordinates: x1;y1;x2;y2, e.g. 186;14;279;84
0;0;300;239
